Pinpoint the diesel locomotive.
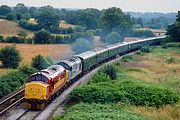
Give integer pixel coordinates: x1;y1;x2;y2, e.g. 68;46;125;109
24;36;165;109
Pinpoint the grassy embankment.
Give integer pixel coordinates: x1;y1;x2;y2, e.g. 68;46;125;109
53;43;180;120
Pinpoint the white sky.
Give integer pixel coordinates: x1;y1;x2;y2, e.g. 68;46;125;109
0;0;180;13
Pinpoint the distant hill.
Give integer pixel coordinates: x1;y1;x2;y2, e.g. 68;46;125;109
0;19;33;37
127;12;177;20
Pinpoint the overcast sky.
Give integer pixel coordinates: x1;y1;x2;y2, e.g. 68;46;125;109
0;0;179;13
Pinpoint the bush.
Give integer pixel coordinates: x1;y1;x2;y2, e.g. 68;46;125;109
100;65;117;80
34;30;52;44
18;64;37;76
19;20;40;31
72;38;93;54
0;70;28;98
89;72;112;84
166;57;176;64
140;46;151;53
105;32;123;44
0;45;21;68
129;30;155;37
4;36;25;43
53;103;149;120
70;80;179;107
31;54;51;70
162;42;180;48
0;35;4;42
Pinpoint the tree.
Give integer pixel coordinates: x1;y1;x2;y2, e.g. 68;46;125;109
34;30;51;44
167;11;180;42
137;18;144;27
99;7;132;39
72;38;93;54
0;5;11;16
31;54;51;70
6;13;17;21
0;45;21;68
105;32;122;44
14;3;28;14
35;6;59;32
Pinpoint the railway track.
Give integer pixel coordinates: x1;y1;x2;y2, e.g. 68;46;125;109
0;88;25;115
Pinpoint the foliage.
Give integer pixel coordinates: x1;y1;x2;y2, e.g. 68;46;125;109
89;72;112;84
19;20;40;31
70;79;179;107
162;42;180;48
60;8;101;29
166;57;176;64
0;5;12;16
35;10;59;32
140;46;151;53
0;45;21;68
14;3;28;14
99;7;132;38
31;54;51;70
167;11;180;42
6;12;17;21
0;70;28;98
34;29;51;44
53;103;149;120
17;31;28;38
104;32;123;44
72;38;93;54
129;29;155;37
121;55;135;62
18;64;37;76
100;64;117;80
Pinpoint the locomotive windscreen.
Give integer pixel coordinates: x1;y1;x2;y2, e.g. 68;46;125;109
28;74;49;83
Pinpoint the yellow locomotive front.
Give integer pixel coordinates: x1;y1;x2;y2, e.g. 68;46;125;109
24;73;50;109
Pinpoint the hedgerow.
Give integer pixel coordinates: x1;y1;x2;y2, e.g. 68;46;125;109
53;103;150;120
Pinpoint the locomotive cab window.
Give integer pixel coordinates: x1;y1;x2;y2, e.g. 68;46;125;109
28;74;49;83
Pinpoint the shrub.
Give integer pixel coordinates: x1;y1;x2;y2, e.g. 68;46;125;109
163;42;180;48
100;64;117;80
0;70;28;98
140;46;151;53
4;36;25;43
70;80;179;107
129;29;155;37
72;38;93;54
53;103;149;120
31;54;51;70
166;57;176;64
105;32;123;44
18;64;37;76
34;30;51;44
0;35;4;42
89;72;112;84
0;45;21;68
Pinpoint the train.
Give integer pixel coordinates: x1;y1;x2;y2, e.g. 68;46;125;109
24;36;165;109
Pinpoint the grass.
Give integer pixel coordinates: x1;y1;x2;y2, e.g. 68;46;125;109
0;19;33;37
116;45;180;119
53;103;150;120
129;105;180;120
59;20;76;29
